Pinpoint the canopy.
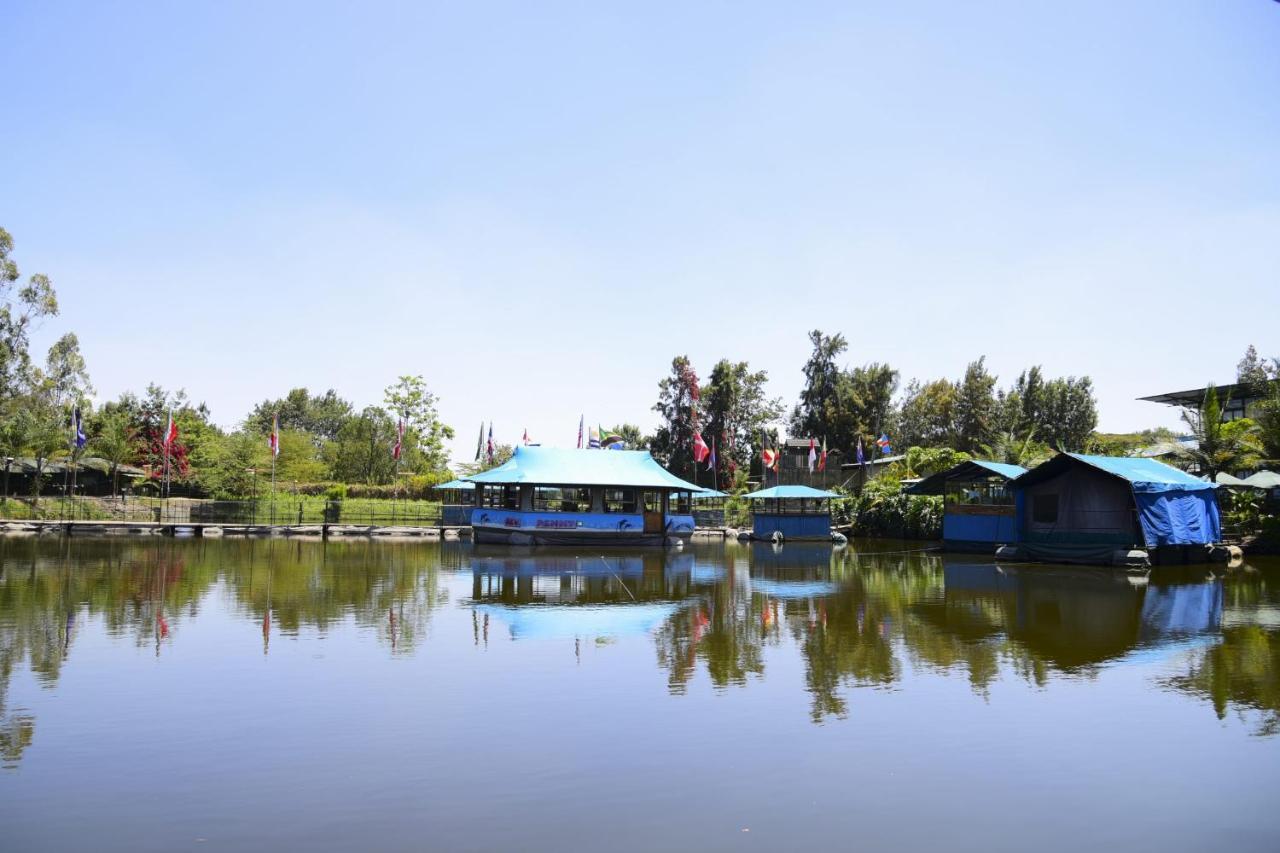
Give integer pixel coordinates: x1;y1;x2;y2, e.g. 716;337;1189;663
908;460;1027;495
692;488;728;499
464;446;702;490
1242;470;1280;489
743;485;840;500
1212;472;1253;488
432;479;475;490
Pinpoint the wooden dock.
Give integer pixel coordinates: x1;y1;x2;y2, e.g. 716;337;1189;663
0;519;473;539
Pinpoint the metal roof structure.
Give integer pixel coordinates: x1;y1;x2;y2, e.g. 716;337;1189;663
742;484;841;500
1010;453;1216;493
907;460;1028;496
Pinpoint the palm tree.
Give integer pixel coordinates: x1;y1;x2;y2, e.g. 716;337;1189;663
1176;385;1261;480
1255;383;1280;466
23;409;69;506
91;412;136;498
0;415;29;503
978;427;1045;467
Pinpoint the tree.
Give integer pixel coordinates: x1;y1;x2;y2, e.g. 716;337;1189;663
650;356;703;478
90;411;136;497
1176;385;1261;480
953;357;998;453
21;405;67;505
383;375;453;474
326;407;399;485
1039;376;1097;451
39;332;93;407
978;428;1048;467
1236;344;1276;396
791;330;848;440
898;379;957;450
0;227;60;408
247;388;353;443
456;443;514;476
607;424;647;450
701;359;783;483
1256;384;1280;465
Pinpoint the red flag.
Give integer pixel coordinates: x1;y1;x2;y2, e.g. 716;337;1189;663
761;448;779;470
692;431;711;463
807;437;816;473
392;417;404;460
164;409;178;448
818;437;828;472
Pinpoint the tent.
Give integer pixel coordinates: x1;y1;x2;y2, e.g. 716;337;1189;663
1009;453;1220;565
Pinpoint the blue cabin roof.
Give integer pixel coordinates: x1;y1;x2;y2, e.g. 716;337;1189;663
1011;453;1215;494
743;485;840;500
433;479;475;490
464;446;702;490
907;460;1027;496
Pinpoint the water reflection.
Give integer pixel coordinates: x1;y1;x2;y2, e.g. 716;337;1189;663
1;537;1279;774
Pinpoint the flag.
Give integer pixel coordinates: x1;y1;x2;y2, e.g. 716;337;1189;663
877;434;892;455
522;428;530;445
761;448;779;471
707;437;717;471
72;407;87;450
268;413;279;457
588;425;601;449
577;415;584;449
475;421;485;461
807;437;816;473
392;416;404;461
692;431;710;463
486;423;495;462
818;437;828;472
164;409;179;449
856;437;865;466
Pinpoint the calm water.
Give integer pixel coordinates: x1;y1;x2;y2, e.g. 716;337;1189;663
1;537;1278;852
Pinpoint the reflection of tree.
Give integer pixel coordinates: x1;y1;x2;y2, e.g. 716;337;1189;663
0;537;455;766
1166;626;1280;736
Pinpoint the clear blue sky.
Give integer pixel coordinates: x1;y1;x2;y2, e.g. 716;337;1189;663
3;1;1277;462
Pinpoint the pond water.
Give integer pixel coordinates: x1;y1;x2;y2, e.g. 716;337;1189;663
1;536;1278;852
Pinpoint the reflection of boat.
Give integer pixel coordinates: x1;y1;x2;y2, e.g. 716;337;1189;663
468;548;697;608
935;559;1223;667
748;578;840;599
475;603;680;640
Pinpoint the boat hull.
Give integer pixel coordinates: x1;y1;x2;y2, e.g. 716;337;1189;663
472;525;679;547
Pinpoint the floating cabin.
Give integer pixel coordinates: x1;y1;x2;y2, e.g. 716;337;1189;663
463;446;700;546
743;485;839;541
432;479;475;526
1004;453;1222;567
907;460;1026;552
691;488;727;528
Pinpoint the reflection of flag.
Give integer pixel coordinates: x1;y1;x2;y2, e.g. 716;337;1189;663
807;437;816;473
856;437;865;466
692;431;710;463
268;414;278;457
877;434;892;454
818;437;828;472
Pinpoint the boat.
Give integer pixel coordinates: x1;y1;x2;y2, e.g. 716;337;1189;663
463;446;701;546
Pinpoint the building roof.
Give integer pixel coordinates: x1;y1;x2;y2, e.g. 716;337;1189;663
1138;379;1277;407
1242;470;1280;489
1212;472;1254;488
839;453;903;469
692;488;728;499
743;484;841;500
1011;453;1216;493
463;446;702;490
907;460;1027;496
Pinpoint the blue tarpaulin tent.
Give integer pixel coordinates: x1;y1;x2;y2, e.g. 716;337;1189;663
1009;453;1221;564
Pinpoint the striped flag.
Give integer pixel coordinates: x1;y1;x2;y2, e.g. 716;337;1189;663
486;423;495;462
475;421;485;461
818;437;828;472
706;437;716;471
577;414;584;449
392;416;405;460
268;413;279;457
165;409;179;449
692;431;710;463
807;437;816;473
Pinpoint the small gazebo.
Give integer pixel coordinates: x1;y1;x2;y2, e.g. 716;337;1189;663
743;484;840;541
432;479;476;526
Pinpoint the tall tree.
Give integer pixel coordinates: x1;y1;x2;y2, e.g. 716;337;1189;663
383;375;453;474
1175;385;1261;480
650;356;703;479
790;330;847;440
953;356;998;453
898;379;958;450
90;411;136;497
0;227;60;408
247;388;353;442
701;359;783;483
326;407;399;485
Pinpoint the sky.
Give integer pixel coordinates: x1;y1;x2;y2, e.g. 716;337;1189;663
3;1;1277;464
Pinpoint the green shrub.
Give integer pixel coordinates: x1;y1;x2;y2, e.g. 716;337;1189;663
323;483;348;501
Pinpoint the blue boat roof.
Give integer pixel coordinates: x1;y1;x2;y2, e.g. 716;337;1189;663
1011;452;1216;493
692;488;728;499
433;479;475;490
473;603;679;640
463;446;702;490
743;485;841;500
907;460;1027;495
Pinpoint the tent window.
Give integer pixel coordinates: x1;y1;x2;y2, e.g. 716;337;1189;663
1033;493;1059;524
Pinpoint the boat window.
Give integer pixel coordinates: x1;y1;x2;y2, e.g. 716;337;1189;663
1032;493;1059;524
603;488;637;514
945;477;1013;507
480;485;510;508
503;485;519;510
672;491;691;514
642;491;664;513
533;486;591;513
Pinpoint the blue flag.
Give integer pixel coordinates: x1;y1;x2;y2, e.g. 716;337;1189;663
73;407;87;449
856;437;865;466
